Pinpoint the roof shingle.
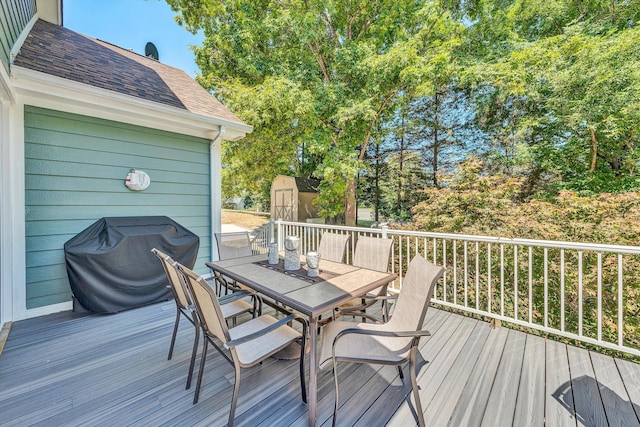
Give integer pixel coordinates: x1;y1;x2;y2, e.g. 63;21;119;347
14;19;245;125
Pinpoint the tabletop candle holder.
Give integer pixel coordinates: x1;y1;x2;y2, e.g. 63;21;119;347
306;251;320;277
268;242;279;264
284;236;301;270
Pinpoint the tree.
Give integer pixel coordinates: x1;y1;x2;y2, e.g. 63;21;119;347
463;0;640;194
166;0;464;225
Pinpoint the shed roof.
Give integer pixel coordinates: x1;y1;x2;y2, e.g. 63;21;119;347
294;177;321;193
13;19;245;126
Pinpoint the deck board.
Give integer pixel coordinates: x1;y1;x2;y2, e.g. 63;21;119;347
480;329;527;426
513;334;546;427
388;314;478;426
616;358;640;422
545;338;577;427
421;320;492;426
590;351;640;427
1;301;639;427
567;345;608;427
445;326;510;427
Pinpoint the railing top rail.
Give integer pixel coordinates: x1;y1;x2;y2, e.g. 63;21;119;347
275;220;640;255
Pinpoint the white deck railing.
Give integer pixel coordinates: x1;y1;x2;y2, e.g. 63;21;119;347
269;220;640;357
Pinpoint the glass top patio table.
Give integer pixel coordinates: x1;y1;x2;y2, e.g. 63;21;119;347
206;254;396;426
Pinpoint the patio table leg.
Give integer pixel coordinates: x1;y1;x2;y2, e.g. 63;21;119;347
308;316;318;426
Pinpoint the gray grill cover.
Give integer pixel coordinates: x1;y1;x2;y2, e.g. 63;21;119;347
64;216;199;314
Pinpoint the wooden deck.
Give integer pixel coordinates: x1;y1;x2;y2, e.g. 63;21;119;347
1;301;639;426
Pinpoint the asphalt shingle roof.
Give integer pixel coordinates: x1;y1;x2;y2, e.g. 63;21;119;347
14;19;245;126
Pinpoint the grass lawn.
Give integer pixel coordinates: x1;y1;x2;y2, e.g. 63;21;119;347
221;209;270;230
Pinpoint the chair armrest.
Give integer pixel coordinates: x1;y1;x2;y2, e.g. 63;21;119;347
369;294;397;301
333;327;431;347
218;289;257;304
225;315;306;349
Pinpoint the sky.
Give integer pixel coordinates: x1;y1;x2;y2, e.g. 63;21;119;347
63;0;204;76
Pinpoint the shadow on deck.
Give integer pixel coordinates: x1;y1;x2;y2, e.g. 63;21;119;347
1;301;639;426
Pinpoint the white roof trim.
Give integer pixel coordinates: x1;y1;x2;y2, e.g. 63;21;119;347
11;66;252;140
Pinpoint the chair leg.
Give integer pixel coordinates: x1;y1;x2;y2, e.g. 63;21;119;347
299;324;308;403
168;309;181;360
193;338;209;404
186;317;200;390
332;358;340;427
228;362;242;427
409;348;425;427
397;365;404;380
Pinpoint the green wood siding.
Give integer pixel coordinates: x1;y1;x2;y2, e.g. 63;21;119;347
0;0;36;73
24;106;212;309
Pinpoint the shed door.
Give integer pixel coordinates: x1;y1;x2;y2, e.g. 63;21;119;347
273;189;294;221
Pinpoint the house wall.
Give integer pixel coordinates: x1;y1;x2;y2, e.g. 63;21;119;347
0;0;36;74
24;106;212;309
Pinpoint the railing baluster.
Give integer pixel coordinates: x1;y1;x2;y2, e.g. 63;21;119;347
618;254;623;347
443;239;448;303
464;241;468;308
391;234;396;290
453;240;457;306
475;241;480;310
487;243;492;313
514;245;519;320
578;250;583;337
528;246;533;324
501;244;505;317
544;247;548;328
433;238;437;264
597;252;602;342
561;249;565;332
399;235;404;288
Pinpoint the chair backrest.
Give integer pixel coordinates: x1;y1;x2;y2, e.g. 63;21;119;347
151;248;190;309
177;263;230;343
215;232;252;260
352;236;393;272
387;255;445;331
316;232;350;263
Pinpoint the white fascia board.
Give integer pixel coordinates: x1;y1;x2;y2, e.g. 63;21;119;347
11;66;252;141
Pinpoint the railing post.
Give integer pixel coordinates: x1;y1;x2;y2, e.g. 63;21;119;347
269;218;275;244
277;219;283;251
381;224;388;239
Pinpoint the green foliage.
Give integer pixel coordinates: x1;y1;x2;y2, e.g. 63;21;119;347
465;2;640;195
217;76;317;201
406;158;640;351
167;0;464;223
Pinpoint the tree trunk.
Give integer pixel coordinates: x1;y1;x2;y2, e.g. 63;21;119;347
374;142;380;222
589;126;598;171
433;91;440;187
345;177;357;226
397;112;405;213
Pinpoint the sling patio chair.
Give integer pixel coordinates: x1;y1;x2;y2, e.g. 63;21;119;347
333;235;394;323
315;232;351;330
319;255;445;427
151;248;260;390
213;231;254;294
176;263;308;427
316;232;350;263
